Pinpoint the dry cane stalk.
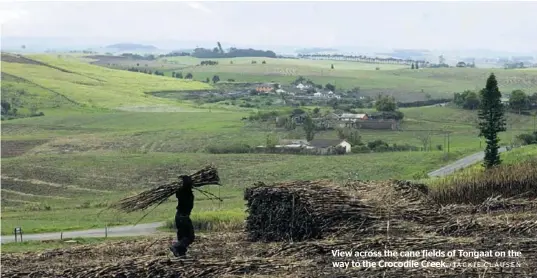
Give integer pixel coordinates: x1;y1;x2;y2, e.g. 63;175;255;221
110;165;220;213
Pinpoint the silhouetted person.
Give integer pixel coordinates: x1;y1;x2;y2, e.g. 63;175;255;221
169;175;195;257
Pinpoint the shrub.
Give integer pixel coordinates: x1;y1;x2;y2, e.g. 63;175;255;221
367;139;389;150
352;145;371;153
515;132;537;145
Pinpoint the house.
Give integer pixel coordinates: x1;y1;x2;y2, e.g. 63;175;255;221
296;83;306;90
308;139;352;153
313;92;323;98
340;113;369;122
291;113;308;124
275;88;286;94
278;139;310;148
255;83;276;93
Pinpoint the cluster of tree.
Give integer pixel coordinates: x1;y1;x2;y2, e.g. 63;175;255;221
172;72;183;78
374;95;396;112
456;61;476;68
1;98;44;121
509;90;537;113
200;60;219;66
410;63;419;69
126;67;155;75
159;51;190;57
397;98;452;108
125;67;165;76
298;53;426;66
120;53;155;60
191;47;276;59
428;63;450;68
455;89;537;112
454;90;481;110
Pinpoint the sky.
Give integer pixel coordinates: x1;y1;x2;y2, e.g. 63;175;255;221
1;1;537;53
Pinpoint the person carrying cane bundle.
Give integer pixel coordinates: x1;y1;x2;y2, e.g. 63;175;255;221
170;175;195;257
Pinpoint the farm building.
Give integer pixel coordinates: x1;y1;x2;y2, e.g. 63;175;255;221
308;139;352;153
255;83;276;93
353;119;400;130
340;113;369;122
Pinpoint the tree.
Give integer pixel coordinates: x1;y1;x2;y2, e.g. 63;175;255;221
176;72;183;79
331;64;334;69
313;107;320;115
425;93;432;100
217;41;224;54
411;63;415;70
172;72;176;78
509;89;529;114
415;63;419;69
185;73;193;79
262;60;266;64
463;91;480;110
212;75;220;84
206;77;210;83
1;101;11;115
416;131;432;151
529;92;537;106
325;83;336;92
337;128;362;146
375;95;397;112
478;73;507;169
303;115;316;141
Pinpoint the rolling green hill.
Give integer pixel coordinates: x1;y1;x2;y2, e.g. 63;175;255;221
1;53;213;111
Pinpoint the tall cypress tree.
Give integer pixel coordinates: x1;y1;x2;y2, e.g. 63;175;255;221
478;73;506;169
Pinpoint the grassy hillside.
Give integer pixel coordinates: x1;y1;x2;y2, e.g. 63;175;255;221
1;53;213;111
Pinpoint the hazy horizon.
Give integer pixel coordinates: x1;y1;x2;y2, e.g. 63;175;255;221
1;1;537;54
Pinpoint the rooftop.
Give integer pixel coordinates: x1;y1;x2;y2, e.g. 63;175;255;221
308;139;346;148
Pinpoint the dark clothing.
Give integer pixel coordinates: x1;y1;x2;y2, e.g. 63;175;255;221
175;176;194;216
170;175;195;257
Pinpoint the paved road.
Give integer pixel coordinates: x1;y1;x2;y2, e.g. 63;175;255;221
1;222;165;244
427;147;507;178
0;148;512;244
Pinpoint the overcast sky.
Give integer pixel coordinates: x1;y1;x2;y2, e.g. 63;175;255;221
1;1;537;52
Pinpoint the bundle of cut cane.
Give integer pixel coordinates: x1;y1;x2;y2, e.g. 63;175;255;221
110;165;220;213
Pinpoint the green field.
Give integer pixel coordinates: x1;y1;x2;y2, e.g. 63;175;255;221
1;53;535;236
152;56;537;101
81;54;537;102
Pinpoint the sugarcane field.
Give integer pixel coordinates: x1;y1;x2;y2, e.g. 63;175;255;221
3;1;537;277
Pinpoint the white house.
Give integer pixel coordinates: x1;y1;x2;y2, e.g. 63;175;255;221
275;89;286;94
296;83;306;90
340;113;369;122
313;92;323;98
308;139;352;153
